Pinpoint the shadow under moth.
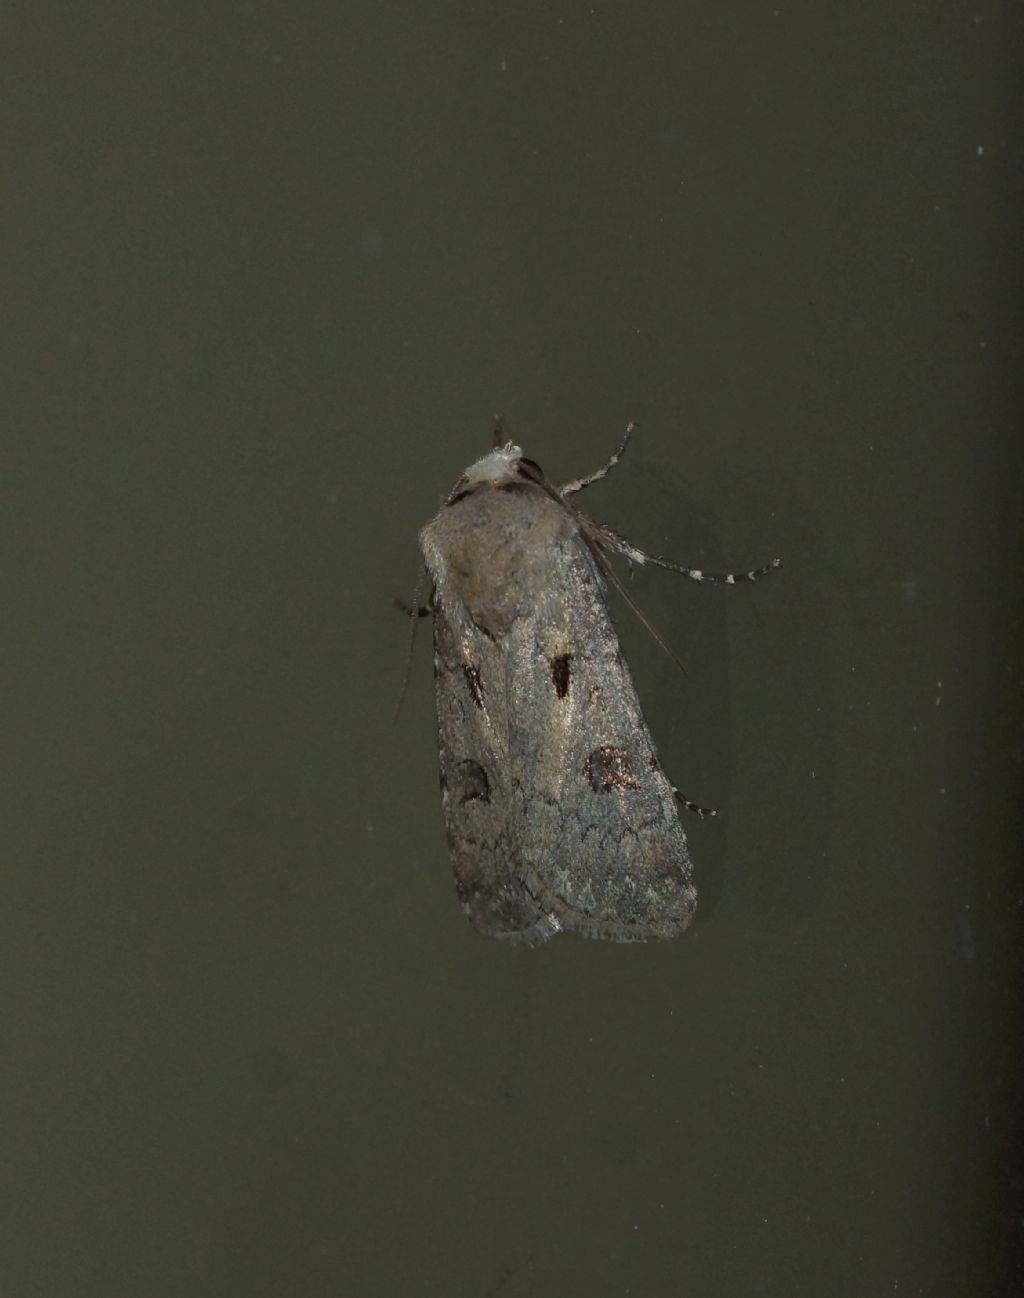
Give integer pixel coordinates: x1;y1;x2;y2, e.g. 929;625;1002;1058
417;423;780;943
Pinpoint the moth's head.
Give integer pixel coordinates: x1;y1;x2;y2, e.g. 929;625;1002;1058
445;442;545;504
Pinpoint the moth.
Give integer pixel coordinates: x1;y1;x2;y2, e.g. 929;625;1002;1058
418;423;779;943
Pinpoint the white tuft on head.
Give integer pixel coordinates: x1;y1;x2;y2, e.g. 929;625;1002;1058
463;443;523;487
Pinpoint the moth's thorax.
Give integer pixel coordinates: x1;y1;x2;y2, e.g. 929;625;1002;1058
420;476;578;637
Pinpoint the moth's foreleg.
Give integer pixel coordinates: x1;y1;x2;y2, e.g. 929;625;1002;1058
560;421;636;498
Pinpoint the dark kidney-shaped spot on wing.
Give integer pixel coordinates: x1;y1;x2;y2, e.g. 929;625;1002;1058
456;759;491;804
585;745;641;793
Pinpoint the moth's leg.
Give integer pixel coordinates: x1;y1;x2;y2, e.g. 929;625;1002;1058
675;790;717;818
560;421;635;498
595;521;782;584
394;570;431;720
394;597;431;618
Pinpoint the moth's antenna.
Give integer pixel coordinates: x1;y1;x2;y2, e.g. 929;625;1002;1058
394;568;430;721
566;424;782;583
596;519;782;584
492;414;506;447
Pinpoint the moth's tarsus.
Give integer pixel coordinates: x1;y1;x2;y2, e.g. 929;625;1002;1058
559;420;635;498
394;596;430;619
673;788;718;819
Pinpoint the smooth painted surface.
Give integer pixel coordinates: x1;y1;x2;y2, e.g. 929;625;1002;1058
5;4;1021;1295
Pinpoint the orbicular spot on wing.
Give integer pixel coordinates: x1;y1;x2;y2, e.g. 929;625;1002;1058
550;652;572;700
463;663;484;709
